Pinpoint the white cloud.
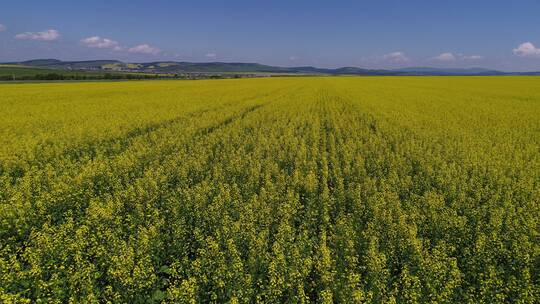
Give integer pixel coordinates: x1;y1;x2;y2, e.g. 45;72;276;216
15;29;60;41
513;42;540;58
289;56;298;61
0;24;6;32
128;44;161;55
383;51;410;64
359;52;410;66
462;55;484;60
433;52;456;61
81;36;122;51
432;52;483;61
205;53;217;58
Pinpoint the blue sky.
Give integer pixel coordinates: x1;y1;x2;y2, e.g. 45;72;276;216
1;0;540;71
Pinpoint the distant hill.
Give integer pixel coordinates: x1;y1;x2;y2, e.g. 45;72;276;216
0;64;115;77
12;60;292;74
4;59;540;76
18;59;124;70
8;60;410;75
393;67;505;75
0;63;160;81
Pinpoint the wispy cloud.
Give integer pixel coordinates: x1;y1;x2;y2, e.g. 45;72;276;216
359;51;411;67
462;55;484;60
383;51;410;63
81;37;166;56
513;42;540;58
15;29;60;41
289;56;299;61
0;24;6;32
432;52;483;62
433;52;456;61
81;36;122;51
205;53;217;58
128;44;161;55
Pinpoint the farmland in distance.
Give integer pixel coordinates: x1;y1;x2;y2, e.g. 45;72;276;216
1;77;539;303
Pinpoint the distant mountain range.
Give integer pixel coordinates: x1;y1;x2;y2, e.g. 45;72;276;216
5;59;540;76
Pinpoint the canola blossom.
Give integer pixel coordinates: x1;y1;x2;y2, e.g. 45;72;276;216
0;77;539;303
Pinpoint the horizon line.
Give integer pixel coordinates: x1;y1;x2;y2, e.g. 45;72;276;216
4;58;539;73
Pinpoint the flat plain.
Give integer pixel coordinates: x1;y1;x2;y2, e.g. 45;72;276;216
1;77;539;303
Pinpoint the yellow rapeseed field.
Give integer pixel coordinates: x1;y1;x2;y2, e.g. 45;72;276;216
1;77;539;303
